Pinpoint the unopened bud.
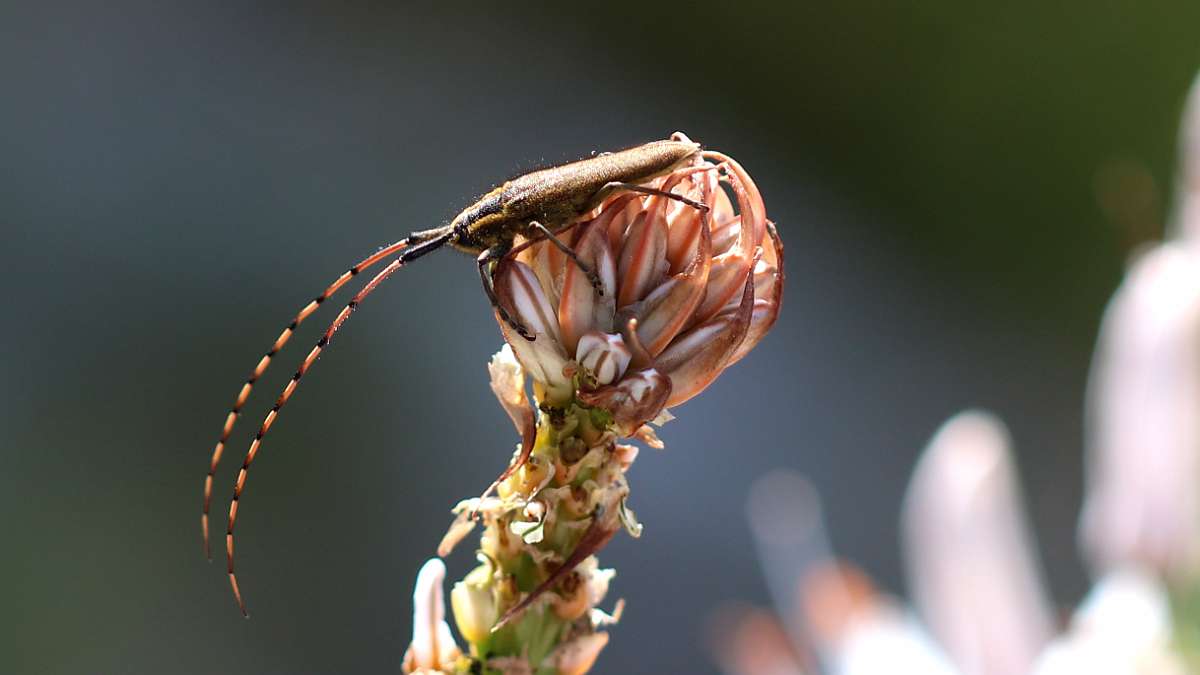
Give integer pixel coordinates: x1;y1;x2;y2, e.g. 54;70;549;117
575;332;632;385
450;564;499;646
403;559;460;673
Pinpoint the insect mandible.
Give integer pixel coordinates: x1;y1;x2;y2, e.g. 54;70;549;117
202;132;716;615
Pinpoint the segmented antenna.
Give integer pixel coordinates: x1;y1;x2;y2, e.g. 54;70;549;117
225;231;453;616
201;239;411;559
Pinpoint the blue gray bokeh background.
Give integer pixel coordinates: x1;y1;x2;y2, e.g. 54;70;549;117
3;2;1199;673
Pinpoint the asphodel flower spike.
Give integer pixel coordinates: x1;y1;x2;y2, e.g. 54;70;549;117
413;139;783;675
494;143;784;428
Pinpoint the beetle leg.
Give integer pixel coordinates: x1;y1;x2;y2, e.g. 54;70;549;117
528;220;604;296
505;218;583;259
596;181;710;213
479;245;535;341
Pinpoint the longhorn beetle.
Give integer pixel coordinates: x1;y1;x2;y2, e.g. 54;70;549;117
203;132;716;616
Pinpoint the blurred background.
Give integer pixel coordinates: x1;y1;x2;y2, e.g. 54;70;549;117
3;2;1200;673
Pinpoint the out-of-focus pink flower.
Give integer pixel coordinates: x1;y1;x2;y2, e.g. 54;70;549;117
1081;243;1200;579
901;411;1054;675
724;470;960;675
493;141;783;432
800;564;960;675
1081;67;1200;581
709;604;808;675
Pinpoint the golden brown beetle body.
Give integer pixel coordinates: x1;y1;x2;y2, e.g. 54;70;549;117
432;138;702;254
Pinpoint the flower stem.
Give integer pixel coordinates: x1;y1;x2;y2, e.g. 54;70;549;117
444;393;634;675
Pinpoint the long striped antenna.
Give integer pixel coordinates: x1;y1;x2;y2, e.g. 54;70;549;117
202;238;412;560
225;230;453;616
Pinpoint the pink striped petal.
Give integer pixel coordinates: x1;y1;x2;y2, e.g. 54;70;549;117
710;214;743;257
709;177;737;229
664;168;718;274
691;253;752;327
494;258;571;398
729;222;785;365
616;209;670;308
628;213;712;356
557;220;617;354
530;236;568;310
664;192;705;274
657;262;756;407
602;194;641;254
687;162;762;325
707;152;767;256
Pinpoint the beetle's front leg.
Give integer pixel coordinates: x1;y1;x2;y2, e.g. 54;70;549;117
478;245;535;341
528;220;604;297
594;181;710;213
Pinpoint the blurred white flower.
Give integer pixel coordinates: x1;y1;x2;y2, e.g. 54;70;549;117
830;602;960;675
724;470;960;675
712;66;1200;675
1081;74;1200;577
744;470;832;652
1081;198;1200;581
902;410;1054;675
1031;569;1185;675
716;409;1194;675
801;563;960;675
